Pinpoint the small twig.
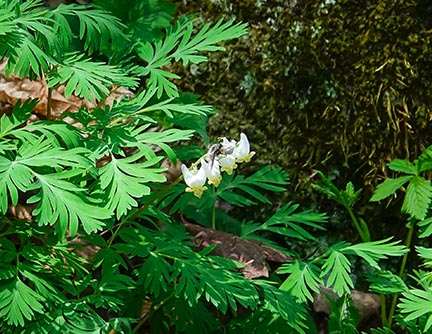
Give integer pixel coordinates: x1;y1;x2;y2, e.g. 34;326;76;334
47;86;52;121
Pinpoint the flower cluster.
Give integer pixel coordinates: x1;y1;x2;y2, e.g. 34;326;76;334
181;133;256;198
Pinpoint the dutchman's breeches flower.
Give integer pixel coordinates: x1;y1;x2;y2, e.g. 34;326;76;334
202;160;222;187
218;154;238;175
181;164;208;198
181;132;255;196
234;133;256;163
220;137;236;155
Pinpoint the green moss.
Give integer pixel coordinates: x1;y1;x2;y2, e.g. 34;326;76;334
174;0;432;239
176;0;432;180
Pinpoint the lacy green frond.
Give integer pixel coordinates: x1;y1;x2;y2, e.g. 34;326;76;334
259;202;327;242
0;278;45;327
342;238;407;269
98;153;166;219
29;172;111;236
0;99;36;139
321;245;354;296
217;166;289;207
278;260;323;302
50;3;127;54
173;18;248;65
399;288;432;332
48;54;138;101
2;32;54;78
136;17;247;98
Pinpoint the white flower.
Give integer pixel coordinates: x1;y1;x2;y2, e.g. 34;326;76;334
234;133;256;163
181;164;208;198
218;154;238;175
202;159;222;187
220;137;236;155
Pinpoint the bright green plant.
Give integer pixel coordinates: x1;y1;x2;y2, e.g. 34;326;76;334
369;145;432;332
0;1;420;334
313;171;370;241
312;144;432;333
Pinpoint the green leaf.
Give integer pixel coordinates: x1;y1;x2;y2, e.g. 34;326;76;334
24;120;82;149
312;171;361;208
367;270;407;294
0;10;15;35
136;17;247;98
388;159;417;175
370;176;413;202
327;294;359;334
98;153;166;219
28;172;111;236
416;246;432;268
133;128;195;163
321;246;353;296
172;260;205;307
48;54;137;101
173;18;248;65
255;280;308;333
136;95;214;118
50;3;127;54
0;278;44;326
399;288;432;332
218;166;289;207
342;238;407;269
3;31;54;78
249;202;327;242
417;217;432;238
402;176;432;220
0;156;34;213
278;260;323;302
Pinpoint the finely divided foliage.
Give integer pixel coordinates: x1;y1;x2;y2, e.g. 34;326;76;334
0;0;421;333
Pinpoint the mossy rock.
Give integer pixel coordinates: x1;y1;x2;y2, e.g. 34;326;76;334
174;0;432;239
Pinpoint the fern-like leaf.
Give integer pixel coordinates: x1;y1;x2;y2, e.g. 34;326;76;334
327;294;359;334
48;54;137;101
0;278;45;326
217;166;289;207
402;175;432;220
321;244;354;296
0;10;15;35
343;238;406;269
367;270;407;295
278;260;323;302
98;153;166;219
370;176;413;202
28;172;111;236
50;3;126;54
260;202;327;241
173;18;248;65
136;18;247;98
399;288;432;332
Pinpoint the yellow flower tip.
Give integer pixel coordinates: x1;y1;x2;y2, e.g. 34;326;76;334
221;164;237;175
186;186;208;198
236;151;256;163
208;175;222;187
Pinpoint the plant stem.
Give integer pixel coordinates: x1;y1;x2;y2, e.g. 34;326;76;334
387;218;415;328
46;86;52;121
211;187;216;229
380;294;388;328
132;292;174;333
346;206;369;242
